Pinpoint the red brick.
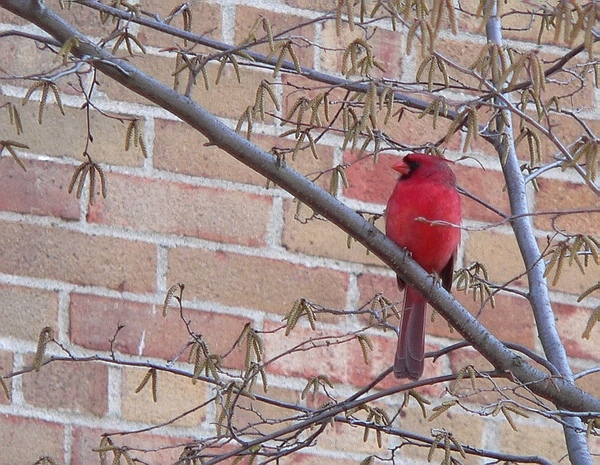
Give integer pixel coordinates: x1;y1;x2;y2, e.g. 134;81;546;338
498;421;567;463
468;106;503;157
261;318;443;392
0;158;79;220
357;272;537;367
0;98;144;166
454;163;509;223
137;1;222;50
153;118;266;184
535;178;600;236
154;120;333;187
228;386;301;435
541;58;595;111
280;74;347;133
0;284;58;342
356;273;453;384
320;21;405;79
0;415;64;465
0;221;156;293
317;419;390;455
100;55;272;121
189;62;273;120
343;151;399;205
22;357;108;416
98;54;176;106
0;6;27;24
348;329;449;394
168;247;349;315
0;351;12;405
381;280;536;349
395;403;486;459
282;0;335;12
88;173;273;246
121;367;206;426
456;0;542;43
154;124;336;190
447;346;495;376
54;1;116;37
462;83;596;160
357;271;403;307
433;39;488;90
70;293;249;368
262;319;357;384
450;292;536;348
71;426;191;465
260;130;337;191
445;350;544;408
544;254;600;297
0;36;56;81
464;229;527;288
555;303;600;362
282;199;385;266
288;454;358;465
235;6;315;70
573;360;600;400
549;116;600;160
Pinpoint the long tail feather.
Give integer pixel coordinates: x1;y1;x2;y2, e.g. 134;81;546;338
394;286;427;380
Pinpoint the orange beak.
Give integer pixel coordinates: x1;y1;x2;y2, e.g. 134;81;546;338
392;159;411;176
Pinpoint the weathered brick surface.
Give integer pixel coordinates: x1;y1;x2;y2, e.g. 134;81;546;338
168;247;349;314
99;54;177;106
320;21;405;79
464;291;535;344
356;271;403;307
137;1;222;49
0;350;12;405
343;151;399;205
194;64;275;121
53;1;116;37
0;36;60;83
0;415;64;465
121;366;206;426
464;229;527;288
71;426;191;465
498;421;567;463
0;284;58;341
575;363;600;401
235;5;315;69
454;163;510;223
288;454;358;465
535;177;600;236
22;357;108;416
0;158;80;219
70;293;249;367
317;419;389;455
229;386;301;435
263;319;356;384
282;199;385;265
88;172;273;246
395;403;486;460
153;118;267;184
0;221;157;292
554;302;600;361
0;97;144;166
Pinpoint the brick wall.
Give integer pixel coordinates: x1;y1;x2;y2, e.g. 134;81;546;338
0;1;599;464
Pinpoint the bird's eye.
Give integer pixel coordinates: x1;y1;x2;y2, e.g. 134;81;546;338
406;159;419;171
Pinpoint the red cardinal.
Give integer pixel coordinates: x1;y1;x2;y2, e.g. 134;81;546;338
385;153;461;380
